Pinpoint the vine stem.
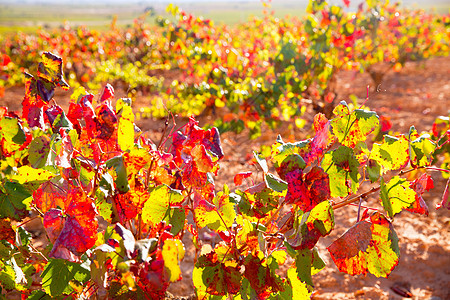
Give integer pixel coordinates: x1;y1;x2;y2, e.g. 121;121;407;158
144;116;169;189
334;165;449;211
263;200;285;228
16;215;40;228
332;186;380;210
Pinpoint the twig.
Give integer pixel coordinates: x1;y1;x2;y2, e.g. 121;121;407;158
332;186;380;210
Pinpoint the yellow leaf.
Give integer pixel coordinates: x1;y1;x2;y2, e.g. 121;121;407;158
117;104;134;151
11;166;55;184
162;239;185;282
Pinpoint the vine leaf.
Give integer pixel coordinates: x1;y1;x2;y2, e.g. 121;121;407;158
284;268;313;299
322;146;360;197
191;144;214;173
409;126;436;167
162;239;185;282
141;185;183;226
11;165;55;184
195;186;235;232
43;189;98;261
380;176;417;218
287;201;334;250
37;52;69;89
407;173;433;215
105;155;129;194
113;188;150;224
234;171;252;186
275;154;306;180
371;135;409;173
100;83;115;102
436;178;450;210
28;134;51;168
33;180;68;213
304;113;334;164
0;219;15;245
117;99;134;151
272;140;310;171
193;251;241;296
331;101;379;148
0;181;32;220
45;105;73;132
41;258;90;296
243;253;284;298
96;100;117;140
0;116;28;157
327;212;400;278
285;166;330;212
123;148;152;175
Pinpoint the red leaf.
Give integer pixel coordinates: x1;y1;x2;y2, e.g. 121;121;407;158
436;178;450;210
407;173;433;215
33;181;68;213
191;144;214;173
44;188;98;260
67;102;83;133
95;100;117;140
327;212;400;278
100;83;114;102
113;188;150;224
234;171;252;186
22;73;46;128
243;254;283;298
285;166;331;212
304;113;334;164
0;219;15;245
202;127;224;159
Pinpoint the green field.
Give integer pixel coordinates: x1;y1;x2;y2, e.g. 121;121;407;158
0;0;448;35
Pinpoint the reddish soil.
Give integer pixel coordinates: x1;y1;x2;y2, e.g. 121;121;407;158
1;56;449;299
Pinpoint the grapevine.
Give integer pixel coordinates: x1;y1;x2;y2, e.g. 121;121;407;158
0;51;448;299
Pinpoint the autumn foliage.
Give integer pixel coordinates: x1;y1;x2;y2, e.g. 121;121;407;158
0;50;449;299
1;0;450;297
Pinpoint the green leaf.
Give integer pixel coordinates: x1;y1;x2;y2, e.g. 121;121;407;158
311;247;326;275
380;176;417;218
409;130;436;167
366;159;381;183
331;102;379;148
322;146;360;197
105;155;129;193
287;201;334;250
264;173;288;193
163;207;186;236
0;117;27;155
371;135;409;173
272;140;310;168
193;252;241;296
40;259;73;296
28;135;51;168
142;185;183;226
0;263;16;290
40;259;89;296
0;181;32;220
295;249;314;287
27;290;53;300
